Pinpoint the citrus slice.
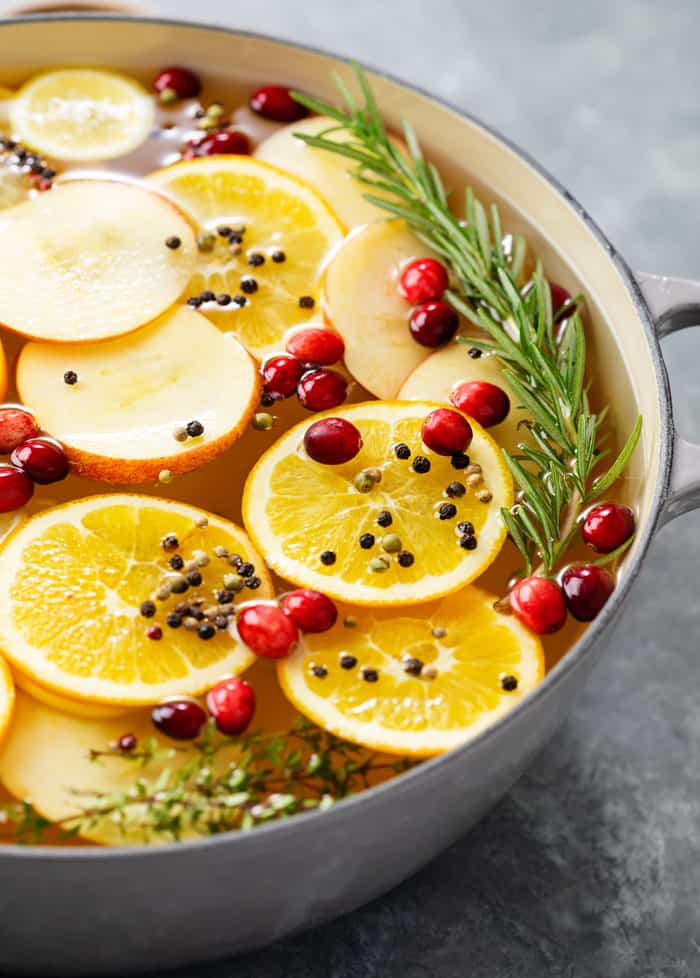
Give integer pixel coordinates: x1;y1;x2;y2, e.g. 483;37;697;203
17;306;260;484
0;180;196;342
0;495;273;707
0;656;15;748
278;586;544;756
148;156;345;358
0;166;32;210
243;401;512;606
10;68;154;162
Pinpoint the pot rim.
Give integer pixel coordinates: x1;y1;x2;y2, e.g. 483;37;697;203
0;12;673;861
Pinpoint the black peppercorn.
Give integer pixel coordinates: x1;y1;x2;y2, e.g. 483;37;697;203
500;674;518;691
451;453;470;470
398;550;415;567
169;555;184;571
139;600;156;618
361;668;379;683
403;657;423;676
198;623;216;640
311;664;328;679
299;295;315;309
377;511;392;528
239;562;254;578
248;253;265;267
460;535;478;550
359;533;375;549
240;277;258;294
412;456;431;474
320;550;336;565
468;347;482;359
165;235;182;250
186;570;202;587
394;443;411;460
446;481;466;498
63;370;78;385
166;612;182;629
186;420;204;437
438;502;457;520
340;654;357;670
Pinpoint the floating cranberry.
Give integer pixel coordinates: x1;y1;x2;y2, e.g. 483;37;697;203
409;301;459;348
298;369;348;411
281;589;338;633
450;381;510;428
153;66;201;100
206;677;256;736
249;85;308;123
304;417;363;465
399;258;449;304
186;129;250;157
11;437;69;485
237;604;299;659
0;408;40;454
261;354;304;399
152;697;207;741
286;327;344;366
582;503;635;553
0;464;34;513
510;576;567;635
550;282;572;321
421;408;473;457
561;565;615;621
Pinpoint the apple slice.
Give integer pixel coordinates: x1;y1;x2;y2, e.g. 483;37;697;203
323;219;452;398
398;341;529;456
255;115;394;229
0;179;196;342
17;306;261;484
0;660;296;845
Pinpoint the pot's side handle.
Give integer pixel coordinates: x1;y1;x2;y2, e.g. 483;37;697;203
637;271;700;521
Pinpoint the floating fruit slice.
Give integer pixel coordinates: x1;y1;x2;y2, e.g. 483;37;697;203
243;401;512;606
148;156;345;358
0;660;296;845
13;673;132;720
0;180;195;342
17;306;260;484
0;166;32;211
255;115;392;229
323;220;453;399
0;495;273;707
399;341;528;455
0;656;14;748
278;586;544;756
10;68;154;162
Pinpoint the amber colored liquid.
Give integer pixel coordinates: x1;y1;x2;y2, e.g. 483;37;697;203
0;70;633;846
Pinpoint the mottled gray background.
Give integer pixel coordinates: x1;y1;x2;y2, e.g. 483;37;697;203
13;1;700;976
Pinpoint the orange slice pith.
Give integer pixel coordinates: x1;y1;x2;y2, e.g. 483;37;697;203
148;155;345;359
278;586;544;756
0;495;274;706
0;656;15;748
243;400;513;606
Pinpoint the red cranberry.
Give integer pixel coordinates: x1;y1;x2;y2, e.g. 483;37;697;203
510;576;567;634
581;503;635;553
237;604;299;659
286;327;344;366
561;565;615;621
281;589;338;633
0;464;34;513
0;408;40;454
117;733;138;752
421;408;473;456
409;301;459;348
153;66;201;99
11;437;69;484
152;697;207;741
261;354;304;399
249;85;308;123
399;258;449;304
186;130;250;158
206;677;256;735
304;417;363;465
450;381;510;428
298;369;348;411
550;282;572;321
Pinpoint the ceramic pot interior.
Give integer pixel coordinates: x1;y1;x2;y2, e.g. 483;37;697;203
0;17;663;577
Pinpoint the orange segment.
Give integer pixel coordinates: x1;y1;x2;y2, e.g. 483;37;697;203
278;586;544;756
0;495;274;706
148;156;345;358
243;401;512;606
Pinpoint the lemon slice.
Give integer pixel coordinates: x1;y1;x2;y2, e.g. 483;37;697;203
243;401;512;606
10;69;154;162
0;495;273;707
148;156;345;358
0;656;15;748
279;586;543;756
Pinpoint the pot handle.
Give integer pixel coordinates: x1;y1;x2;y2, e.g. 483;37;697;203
637;271;700;521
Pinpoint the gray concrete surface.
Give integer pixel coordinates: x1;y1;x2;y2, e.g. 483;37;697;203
37;1;700;975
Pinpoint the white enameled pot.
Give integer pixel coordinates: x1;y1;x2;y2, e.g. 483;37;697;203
0;15;699;976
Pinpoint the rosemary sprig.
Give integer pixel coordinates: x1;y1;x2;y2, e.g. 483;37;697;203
291;69;642;577
0;717;412;844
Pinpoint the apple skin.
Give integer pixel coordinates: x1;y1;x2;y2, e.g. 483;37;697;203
323;220;457;399
16;307;261;485
398;340;530;457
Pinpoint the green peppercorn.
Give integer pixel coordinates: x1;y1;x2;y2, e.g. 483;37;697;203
381;534;402;554
369;555;391;573
252;412;274;431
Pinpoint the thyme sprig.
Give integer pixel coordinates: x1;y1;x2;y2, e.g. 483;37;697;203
292;69;641;577
0;717;412;844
